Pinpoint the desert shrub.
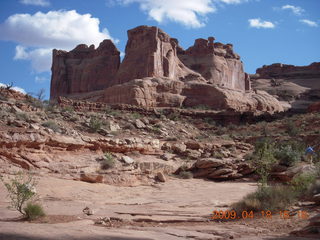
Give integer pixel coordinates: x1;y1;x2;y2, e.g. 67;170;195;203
42;120;59;132
25;94;44;109
273;143;303;167
131;112;142;119
191;104;211;110
232;185;297;213
151;126;162;135
100;152;115;169
61;106;74;113
0;171;37;215
291;173;316;196
105;107;120;117
16;112;30;122
179;171;193;179
285;120;299;136
89;117;102;132
167;112;180;121
24;202;45;220
249;139;277;186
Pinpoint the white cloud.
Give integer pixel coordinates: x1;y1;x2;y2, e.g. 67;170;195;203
35;76;48;83
14;45;52;72
281;5;304;15
218;0;248;4
300;19;318;27
248;18;275;29
113;0;249;28
0;10;116;72
0;83;26;94
116;0;216;28
20;0;50;6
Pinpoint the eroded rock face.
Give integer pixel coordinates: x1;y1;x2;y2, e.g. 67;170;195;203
115;25;202;85
256;62;320;79
50;25;283;114
177;38;250;91
50;40;120;99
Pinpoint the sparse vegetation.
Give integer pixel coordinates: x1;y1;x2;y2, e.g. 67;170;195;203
273;141;304;167
131;112;142;119
232;185;297;213
248;139;277;186
89;116;102;132
0;171;45;220
42;120;60;132
285;120;299;136
291;173;317;195
25;94;44;109
24;202;45;220
16;112;30;122
100;152;115;169
62;106;74;113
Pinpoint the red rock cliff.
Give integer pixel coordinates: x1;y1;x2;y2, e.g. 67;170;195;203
50;40;120;99
114;25;202;85
256;62;320;79
177;37;250;91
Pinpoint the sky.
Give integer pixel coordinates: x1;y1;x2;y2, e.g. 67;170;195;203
0;0;319;99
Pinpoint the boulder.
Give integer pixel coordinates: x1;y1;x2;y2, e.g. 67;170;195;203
135;119;146;129
121;156;135;164
156;172;166;182
80;172;103;183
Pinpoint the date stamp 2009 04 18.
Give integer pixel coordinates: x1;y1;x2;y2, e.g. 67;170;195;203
211;210;309;220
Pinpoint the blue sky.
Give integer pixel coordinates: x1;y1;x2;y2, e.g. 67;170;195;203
0;0;319;99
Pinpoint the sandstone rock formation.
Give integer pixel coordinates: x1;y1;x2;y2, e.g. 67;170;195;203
51;25;283;114
115;26;203;85
177;38;250;91
251;62;320;111
50;40;120;99
256;62;320;79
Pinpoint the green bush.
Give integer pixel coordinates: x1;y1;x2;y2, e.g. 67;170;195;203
100;152;115;169
89;117;102;132
285;120;299;136
42;120;59;132
131;112;142;119
274;144;303;167
16;112;30;122
232;185;297;213
24;202;45;220
291;173;316;196
0;171;37;215
249;139;277;186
